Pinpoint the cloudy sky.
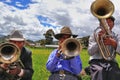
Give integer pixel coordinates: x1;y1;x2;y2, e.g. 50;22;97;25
0;0;120;41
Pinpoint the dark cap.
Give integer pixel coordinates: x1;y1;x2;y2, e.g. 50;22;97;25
107;16;115;22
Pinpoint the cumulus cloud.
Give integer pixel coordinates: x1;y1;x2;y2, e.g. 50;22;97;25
0;0;120;41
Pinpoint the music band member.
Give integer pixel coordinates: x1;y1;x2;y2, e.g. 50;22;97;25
0;30;34;80
46;26;82;80
88;16;120;80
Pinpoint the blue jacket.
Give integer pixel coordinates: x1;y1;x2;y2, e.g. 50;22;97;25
46;49;82;75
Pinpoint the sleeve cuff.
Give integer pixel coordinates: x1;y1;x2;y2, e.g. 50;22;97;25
18;69;24;77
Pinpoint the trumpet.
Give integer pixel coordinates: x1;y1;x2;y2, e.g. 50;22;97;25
61;38;82;57
91;0;115;60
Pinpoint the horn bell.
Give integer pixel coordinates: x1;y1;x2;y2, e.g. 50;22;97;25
0;42;20;64
91;0;114;19
61;38;82;57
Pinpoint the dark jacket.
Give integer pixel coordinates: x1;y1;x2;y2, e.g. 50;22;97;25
20;47;34;80
0;47;34;80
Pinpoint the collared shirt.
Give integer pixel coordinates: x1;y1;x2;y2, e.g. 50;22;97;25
88;27;120;60
46;49;82;75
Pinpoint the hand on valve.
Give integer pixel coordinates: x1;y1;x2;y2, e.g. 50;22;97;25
98;30;117;49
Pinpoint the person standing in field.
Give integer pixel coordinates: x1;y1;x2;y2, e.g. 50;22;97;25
88;16;120;80
46;26;82;80
0;30;34;80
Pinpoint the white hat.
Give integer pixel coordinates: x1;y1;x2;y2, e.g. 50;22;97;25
9;30;25;41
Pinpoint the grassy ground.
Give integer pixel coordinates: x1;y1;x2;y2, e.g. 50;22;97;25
30;47;120;80
30;47;90;80
31;47;52;80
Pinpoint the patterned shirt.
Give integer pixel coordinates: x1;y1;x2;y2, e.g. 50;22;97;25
88;27;120;60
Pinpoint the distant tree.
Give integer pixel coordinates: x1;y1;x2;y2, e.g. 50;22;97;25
43;29;55;44
82;36;89;48
40;39;46;46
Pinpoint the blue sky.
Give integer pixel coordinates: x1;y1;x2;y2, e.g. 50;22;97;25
0;0;33;9
0;0;120;41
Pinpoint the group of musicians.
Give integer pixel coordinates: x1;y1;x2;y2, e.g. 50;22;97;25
46;15;120;80
0;0;120;80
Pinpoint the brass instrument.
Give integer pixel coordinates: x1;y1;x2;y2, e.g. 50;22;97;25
0;42;24;79
61;38;82;57
91;0;115;60
0;42;21;64
91;0;114;19
0;42;24;66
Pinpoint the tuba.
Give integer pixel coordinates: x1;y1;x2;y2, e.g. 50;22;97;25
91;0;115;60
61;38;82;57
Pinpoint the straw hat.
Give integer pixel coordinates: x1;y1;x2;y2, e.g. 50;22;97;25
54;26;78;40
9;30;25;41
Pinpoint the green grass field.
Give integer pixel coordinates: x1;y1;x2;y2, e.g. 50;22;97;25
30;47;120;80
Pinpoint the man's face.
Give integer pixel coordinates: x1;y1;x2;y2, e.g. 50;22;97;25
106;18;114;30
59;34;71;44
9;40;25;49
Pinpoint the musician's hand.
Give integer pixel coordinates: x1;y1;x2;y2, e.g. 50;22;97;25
56;43;62;58
56;49;62;58
0;63;9;70
103;37;117;49
8;67;21;75
98;30;105;39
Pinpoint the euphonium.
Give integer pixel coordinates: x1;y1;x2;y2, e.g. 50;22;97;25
61;38;82;57
91;0;114;19
91;0;115;60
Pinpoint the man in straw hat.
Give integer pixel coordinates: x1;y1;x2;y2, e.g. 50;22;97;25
0;30;34;80
46;26;82;80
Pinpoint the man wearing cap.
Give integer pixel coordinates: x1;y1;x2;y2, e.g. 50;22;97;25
87;16;120;80
46;26;82;80
0;30;34;80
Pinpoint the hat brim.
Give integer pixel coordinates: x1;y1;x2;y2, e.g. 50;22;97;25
9;38;25;41
54;33;78;40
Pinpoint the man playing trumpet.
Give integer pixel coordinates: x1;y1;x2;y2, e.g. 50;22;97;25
46;26;82;80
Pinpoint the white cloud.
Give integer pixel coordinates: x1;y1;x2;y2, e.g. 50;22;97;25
0;0;120;41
